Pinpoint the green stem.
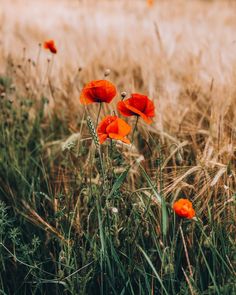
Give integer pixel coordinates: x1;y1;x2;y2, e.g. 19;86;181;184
110;138;113;159
131;116;139;144
98;149;105;180
96;103;103;128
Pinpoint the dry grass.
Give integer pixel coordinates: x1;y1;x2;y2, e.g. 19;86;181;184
1;0;236;216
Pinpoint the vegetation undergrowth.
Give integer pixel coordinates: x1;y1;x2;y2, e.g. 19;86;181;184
0;57;235;295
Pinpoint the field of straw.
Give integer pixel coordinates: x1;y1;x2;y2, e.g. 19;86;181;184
0;0;235;294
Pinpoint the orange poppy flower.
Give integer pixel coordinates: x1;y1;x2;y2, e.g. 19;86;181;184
147;0;154;7
80;80;116;105
117;93;155;124
97;115;131;144
173;199;195;219
43;40;57;54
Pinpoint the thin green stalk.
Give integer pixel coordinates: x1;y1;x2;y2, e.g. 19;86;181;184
96;103;103;128
131;116;139;144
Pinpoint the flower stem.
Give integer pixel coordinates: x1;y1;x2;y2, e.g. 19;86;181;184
96;103;103;128
131;116;139;144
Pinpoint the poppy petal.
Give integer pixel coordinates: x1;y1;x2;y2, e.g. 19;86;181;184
80;88;95;104
129;94;148;112
97;116;117;134
123;104;153;124
116;118;132;136
108;133;131;144
117;101;134;116
106;118;131;136
144;99;155;117
98;134;108;144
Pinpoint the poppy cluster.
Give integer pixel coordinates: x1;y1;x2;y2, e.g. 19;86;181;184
42;42;195;220
80;79;155;144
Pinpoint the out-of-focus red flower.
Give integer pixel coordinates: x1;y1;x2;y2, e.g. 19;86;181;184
97;115;131;144
147;0;154;7
117;93;155;124
43;40;57;54
80;80;116;105
173;199;195;219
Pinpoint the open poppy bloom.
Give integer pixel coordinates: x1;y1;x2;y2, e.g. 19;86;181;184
80;80;116;105
97;115;131;144
43;40;57;54
173;199;195;219
117;93;155;124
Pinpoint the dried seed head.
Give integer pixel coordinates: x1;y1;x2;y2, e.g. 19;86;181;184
25;83;30;90
104;69;110;77
10;84;16;91
136;155;144;164
121;91;127;99
144;230;150;237
111;207;118;214
61;133;81;152
78;67;82;72
38;43;42;47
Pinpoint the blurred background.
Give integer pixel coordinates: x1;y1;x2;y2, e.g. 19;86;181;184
1;0;236;83
1;0;236;136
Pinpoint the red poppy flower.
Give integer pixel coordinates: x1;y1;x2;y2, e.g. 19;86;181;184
117;93;155;124
97;115;131;144
80;80;116;105
173;199;195;219
43;40;57;54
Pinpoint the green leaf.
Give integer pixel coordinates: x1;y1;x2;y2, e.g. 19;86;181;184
138;245;169;295
108;166;130;198
139;164;168;237
161;198;168;238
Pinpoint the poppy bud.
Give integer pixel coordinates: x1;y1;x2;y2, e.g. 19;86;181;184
121;91;127;99
111;207;118;214
104;69;111;77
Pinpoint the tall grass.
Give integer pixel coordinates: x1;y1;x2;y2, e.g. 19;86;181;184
0;66;235;294
0;0;236;294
